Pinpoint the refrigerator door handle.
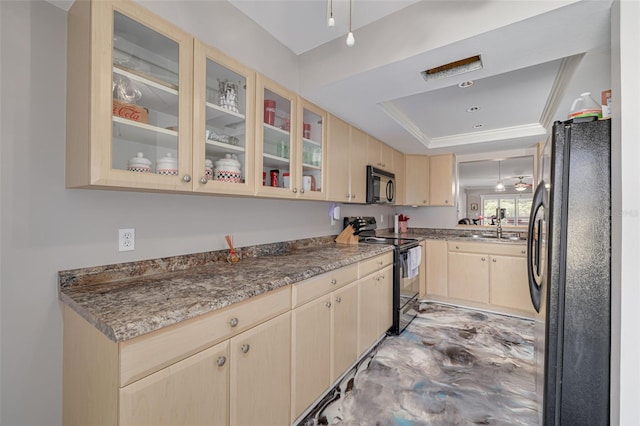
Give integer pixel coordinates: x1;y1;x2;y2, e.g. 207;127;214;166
527;182;545;312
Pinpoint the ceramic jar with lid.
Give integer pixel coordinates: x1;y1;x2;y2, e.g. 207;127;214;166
156;152;178;176
204;159;214;180
127;152;152;173
214;154;242;183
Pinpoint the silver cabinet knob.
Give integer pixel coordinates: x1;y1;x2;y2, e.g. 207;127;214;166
492;258;497;262
444;199;449;204
229;317;239;327
330;279;337;285
352;194;356;199
456;245;460;250
336;297;342;303
521;250;526;254
241;344;250;354
423;200;427;204
378;260;383;265
293;187;298;193
300;188;305;193
346;194;351;199
200;176;208;184
216;356;226;366
325;302;332;308
182;174;192;182
481;257;486;261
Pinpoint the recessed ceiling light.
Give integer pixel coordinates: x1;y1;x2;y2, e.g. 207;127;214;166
458;80;474;88
466;106;480;112
473;124;484;129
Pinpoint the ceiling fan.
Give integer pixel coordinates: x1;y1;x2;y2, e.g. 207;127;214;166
511;176;533;192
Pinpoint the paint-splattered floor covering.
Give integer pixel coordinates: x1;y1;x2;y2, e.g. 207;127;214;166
298;302;537;425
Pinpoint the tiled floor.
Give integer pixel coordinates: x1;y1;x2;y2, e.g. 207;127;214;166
298;302;537;425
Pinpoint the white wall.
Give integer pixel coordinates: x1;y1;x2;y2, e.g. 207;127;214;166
611;1;640;424
0;2;382;424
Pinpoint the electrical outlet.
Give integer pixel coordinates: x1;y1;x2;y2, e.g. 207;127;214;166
119;228;135;252
380;214;384;223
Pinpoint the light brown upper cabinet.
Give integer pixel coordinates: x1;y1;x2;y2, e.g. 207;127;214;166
392;149;406;205
429;153;456;206
367;136;393;172
254;75;299;199
327;115;351;202
67;0;194;191
296;98;328;200
326;115;367;203
193;40;256;195
404;155;429;206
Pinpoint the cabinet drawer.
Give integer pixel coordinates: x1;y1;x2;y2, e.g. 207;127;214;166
119;286;291;386
359;252;394;278
447;241;526;257
292;264;358;308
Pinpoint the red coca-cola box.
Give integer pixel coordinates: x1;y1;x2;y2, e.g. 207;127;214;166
113;100;149;124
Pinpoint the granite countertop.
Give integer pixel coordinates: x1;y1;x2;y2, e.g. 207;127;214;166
59;239;393;343
377;228;527;244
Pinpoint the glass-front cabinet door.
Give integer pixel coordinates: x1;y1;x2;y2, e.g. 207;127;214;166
297;98;327;200
75;1;194;190
193;41;255;195
255;75;297;198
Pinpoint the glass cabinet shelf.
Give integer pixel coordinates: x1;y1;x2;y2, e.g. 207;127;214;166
113;116;178;144
205;139;245;153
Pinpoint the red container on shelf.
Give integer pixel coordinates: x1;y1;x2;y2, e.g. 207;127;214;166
264;100;276;125
270;169;279;187
303;123;311;139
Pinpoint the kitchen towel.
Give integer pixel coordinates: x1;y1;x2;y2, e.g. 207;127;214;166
407;246;421;279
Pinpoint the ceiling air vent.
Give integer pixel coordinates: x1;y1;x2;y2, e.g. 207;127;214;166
421;55;483;82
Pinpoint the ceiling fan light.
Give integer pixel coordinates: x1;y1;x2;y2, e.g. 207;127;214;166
515;185;527;191
495;181;505;192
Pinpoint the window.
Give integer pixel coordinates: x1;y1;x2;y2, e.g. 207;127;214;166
481;194;532;226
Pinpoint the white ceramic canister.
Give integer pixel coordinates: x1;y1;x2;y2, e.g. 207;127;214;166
214;154;242;183
127;152;152;173
156;152;178;176
204;159;214;180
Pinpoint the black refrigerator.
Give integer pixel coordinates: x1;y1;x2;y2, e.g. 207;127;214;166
527;118;611;425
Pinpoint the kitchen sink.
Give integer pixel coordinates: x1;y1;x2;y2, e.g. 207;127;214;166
470;234;524;241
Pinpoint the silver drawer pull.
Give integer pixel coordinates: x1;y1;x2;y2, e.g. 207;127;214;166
229;317;239;327
456;245;460;249
378;260;383;265
241;344;250;353
330;279;337;285
492;258;497;263
326;302;332;308
521;250;526;254
336;297;342;303
216;356;226;366
481;257;486;261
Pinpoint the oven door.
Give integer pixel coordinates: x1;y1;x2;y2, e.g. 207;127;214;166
399;248;420;302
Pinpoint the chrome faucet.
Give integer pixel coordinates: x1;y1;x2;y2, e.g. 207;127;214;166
496;208;503;239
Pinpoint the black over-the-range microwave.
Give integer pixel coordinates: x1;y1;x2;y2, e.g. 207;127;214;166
366;165;395;204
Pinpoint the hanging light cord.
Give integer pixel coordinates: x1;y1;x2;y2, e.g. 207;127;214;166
346;0;355;47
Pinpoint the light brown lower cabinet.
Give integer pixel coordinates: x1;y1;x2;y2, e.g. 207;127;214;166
444;241;534;316
291;252;392;421
119;340;229;426
425;239;448;297
63;286;291;426
63;252;394;426
357;264;393;356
